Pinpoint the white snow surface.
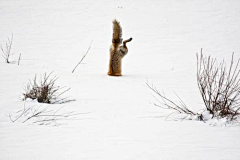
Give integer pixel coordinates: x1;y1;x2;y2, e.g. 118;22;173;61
1;0;240;159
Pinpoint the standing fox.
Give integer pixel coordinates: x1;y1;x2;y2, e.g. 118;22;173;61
108;19;132;76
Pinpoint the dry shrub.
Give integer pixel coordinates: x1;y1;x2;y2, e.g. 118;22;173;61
23;72;71;104
197;49;240;121
1;34;13;63
148;49;240;123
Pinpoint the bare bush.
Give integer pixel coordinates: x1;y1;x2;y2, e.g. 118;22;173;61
147;49;240;123
1;34;13;63
197;49;240;121
23;72;73;104
146;82;204;121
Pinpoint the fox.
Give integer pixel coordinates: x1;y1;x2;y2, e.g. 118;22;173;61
108;19;132;76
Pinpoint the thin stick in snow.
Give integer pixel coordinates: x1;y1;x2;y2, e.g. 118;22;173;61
18;53;21;65
72;40;93;73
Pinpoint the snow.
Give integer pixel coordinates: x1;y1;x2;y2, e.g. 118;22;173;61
1;0;240;159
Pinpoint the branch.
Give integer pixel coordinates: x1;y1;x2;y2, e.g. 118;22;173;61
146;81;203;120
9;104;80;125
72;40;93;73
18;53;21;65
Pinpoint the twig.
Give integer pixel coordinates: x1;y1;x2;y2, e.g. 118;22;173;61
18;53;21;65
9;103;80;125
9;102;29;122
146;81;202;121
72;40;93;73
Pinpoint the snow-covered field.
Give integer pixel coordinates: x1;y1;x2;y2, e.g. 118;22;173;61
1;0;240;159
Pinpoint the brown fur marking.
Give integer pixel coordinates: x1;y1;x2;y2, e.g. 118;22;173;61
108;19;132;76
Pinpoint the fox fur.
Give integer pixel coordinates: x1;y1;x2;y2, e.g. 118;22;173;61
108;19;132;76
